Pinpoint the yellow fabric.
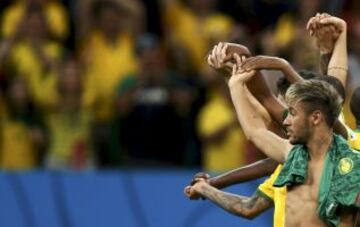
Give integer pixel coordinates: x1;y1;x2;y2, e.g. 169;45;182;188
83;32;138;122
343;98;356;129
1;0;68;39
347;129;360;151
46;110;92;164
198;94;246;172
164;1;233;70
274;13;295;49
9;41;62;107
0;119;37;169
258;164;285;227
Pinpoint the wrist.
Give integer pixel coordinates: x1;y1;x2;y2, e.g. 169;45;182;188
228;79;246;90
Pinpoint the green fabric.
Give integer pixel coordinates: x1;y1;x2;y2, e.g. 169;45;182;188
255;189;274;203
282;109;289;121
273;134;360;226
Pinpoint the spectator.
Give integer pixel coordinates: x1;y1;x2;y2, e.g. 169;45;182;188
1;0;69;41
197;79;246;172
0;78;46;169
0;4;64;108
116;34;186;167
44;59;94;170
162;0;235;72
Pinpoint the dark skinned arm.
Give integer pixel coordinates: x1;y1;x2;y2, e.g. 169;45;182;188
191;179;273;219
208;158;278;189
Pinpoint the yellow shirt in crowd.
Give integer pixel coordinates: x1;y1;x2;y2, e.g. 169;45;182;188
164;0;233;71
1;0;68;40
9;41;62;107
83;32;138;122
198;94;246;172
0;119;38;169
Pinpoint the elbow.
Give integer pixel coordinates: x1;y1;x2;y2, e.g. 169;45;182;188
232;208;258;220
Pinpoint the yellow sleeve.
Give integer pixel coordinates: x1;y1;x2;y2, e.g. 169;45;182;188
46;2;69;40
257;165;283;201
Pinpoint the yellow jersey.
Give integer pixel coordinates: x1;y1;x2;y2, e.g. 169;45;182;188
257;165;285;227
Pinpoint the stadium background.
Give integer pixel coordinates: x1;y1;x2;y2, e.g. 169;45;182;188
0;0;358;226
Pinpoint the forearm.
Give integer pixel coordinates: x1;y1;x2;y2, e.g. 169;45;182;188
328;24;347;87
229;83;267;137
229;81;289;163
209;158;278;189
320;53;332;75
197;183;271;219
247;71;286;125
280;60;303;83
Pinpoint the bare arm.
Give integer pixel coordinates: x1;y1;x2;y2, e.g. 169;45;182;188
209;158;278;189
192;180;272;219
208;43;288;127
326;19;347;87
228;57;292;163
241;55;303;84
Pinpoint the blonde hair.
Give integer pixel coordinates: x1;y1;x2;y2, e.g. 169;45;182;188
285;79;343;127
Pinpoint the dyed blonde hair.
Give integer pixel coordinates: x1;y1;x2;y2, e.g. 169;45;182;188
285;79;343;127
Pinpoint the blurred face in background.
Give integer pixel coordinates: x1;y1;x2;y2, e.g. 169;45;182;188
139;47;166;85
98;7;122;38
59;60;82;96
26;0;46;6
23;8;48;40
188;0;215;15
7;79;30;112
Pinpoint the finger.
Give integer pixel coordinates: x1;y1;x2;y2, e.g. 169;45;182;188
232;64;236;75
210;45;218;67
306;17;313;30
215;42;223;67
184;186;191;195
241;55;246;65
319;17;335;25
233;53;241;67
207;55;214;67
220;43;228;62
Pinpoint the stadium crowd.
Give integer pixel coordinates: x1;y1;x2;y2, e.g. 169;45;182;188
0;0;359;171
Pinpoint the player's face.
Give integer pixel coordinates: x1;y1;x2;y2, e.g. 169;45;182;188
283;102;312;145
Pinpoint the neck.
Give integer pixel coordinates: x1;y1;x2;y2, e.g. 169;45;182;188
306;128;333;161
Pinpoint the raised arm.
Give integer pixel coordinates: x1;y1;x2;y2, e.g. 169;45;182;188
208;43;287;126
228;55;293;163
189;179;272;219
307;14;348;87
240;55;303;84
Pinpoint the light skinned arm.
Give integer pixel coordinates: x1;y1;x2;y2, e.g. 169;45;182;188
190;179;272;219
228;55;293;163
315;16;348;87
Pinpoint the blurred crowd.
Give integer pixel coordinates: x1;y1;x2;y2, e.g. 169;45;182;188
0;0;359;171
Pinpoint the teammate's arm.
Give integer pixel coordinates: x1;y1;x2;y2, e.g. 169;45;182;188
229;55;293;163
208;158;278;188
241;55;303;84
191;179;272;219
208;43;287;126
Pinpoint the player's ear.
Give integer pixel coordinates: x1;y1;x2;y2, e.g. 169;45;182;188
311;110;322;126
